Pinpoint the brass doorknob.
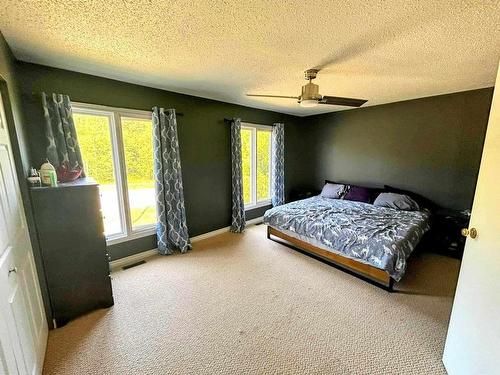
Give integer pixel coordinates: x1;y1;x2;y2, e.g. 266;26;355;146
461;227;477;239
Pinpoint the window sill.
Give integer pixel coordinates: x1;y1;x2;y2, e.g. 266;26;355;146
106;226;156;246
245;200;272;212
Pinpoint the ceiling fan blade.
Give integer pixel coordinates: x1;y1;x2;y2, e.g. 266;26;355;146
320;96;367;107
247;94;299;100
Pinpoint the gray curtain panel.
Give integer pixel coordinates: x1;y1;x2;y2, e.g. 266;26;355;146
153;107;191;254
229;118;246;233
42;92;84;172
272;122;285;206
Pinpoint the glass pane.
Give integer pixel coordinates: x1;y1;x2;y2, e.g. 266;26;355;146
241;128;252;205
73;112;123;236
257;130;271;201
121;117;156;229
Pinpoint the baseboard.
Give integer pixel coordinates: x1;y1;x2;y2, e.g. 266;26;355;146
190;226;231;242
35;321;48;375
190;216;263;242
246;216;264;226
110;249;158;271
110;216;264;271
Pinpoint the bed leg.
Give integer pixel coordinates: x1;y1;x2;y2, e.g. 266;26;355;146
387;278;395;293
266;226;271;239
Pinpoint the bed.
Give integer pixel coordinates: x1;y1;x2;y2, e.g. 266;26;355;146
263;196;431;291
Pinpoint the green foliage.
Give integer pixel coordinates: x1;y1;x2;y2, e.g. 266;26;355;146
74;113;115;184
122;118;154;183
241;128;271;205
74;114;154;185
256;130;271;201
241;129;252;204
130;205;157;227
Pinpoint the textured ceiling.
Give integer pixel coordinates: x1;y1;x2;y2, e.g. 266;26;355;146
1;0;499;116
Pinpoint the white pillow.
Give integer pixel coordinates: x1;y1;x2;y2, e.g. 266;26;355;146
320;183;346;199
373;192;420;211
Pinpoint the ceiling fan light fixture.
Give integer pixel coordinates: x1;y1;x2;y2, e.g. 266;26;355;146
299;99;318;108
247;69;367;108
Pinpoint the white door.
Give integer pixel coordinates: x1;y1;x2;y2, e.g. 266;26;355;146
0;90;47;375
442;64;500;373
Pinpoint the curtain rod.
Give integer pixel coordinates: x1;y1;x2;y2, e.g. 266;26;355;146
223;118;261;123
224;118;275;127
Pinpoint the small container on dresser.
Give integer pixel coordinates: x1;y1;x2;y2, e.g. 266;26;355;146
30;178;114;327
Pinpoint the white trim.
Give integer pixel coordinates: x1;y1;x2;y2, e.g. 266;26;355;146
245;200;271;211
72;101;152;118
113;111;132;236
245;216;265;225
109;216;264;270
110;110;128;238
190;216;264;242
241;122;273;130
251;126;257;205
106;227;156;246
190;226;231;242
241;123;273;208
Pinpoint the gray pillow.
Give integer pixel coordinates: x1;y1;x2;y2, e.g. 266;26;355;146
373;192;420;211
320;183;346;199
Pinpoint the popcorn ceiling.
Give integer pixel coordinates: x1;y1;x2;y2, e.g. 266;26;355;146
1;0;499;116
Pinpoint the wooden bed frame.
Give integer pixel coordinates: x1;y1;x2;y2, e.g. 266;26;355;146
267;226;395;292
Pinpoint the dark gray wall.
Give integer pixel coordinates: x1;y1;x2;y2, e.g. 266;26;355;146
0;33;52;326
12;52;493;262
15;62;313;260
305;88;493;210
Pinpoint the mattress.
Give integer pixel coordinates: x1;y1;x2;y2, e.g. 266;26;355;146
263;196;431;281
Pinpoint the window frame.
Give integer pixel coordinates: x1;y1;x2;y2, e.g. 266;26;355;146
72;102;156;245
241;122;273;211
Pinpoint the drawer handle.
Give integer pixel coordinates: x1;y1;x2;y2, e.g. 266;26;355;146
8;267;17;276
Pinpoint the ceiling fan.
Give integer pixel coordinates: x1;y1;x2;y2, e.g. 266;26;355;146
247;69;367;108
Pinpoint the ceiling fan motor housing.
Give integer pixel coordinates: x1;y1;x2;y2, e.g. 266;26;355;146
301;82;322;101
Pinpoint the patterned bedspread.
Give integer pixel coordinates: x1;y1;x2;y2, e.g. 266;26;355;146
263;196;431;281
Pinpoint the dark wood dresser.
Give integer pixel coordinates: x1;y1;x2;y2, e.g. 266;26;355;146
30;178;113;327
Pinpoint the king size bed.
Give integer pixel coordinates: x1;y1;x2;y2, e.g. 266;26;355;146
263;192;431;291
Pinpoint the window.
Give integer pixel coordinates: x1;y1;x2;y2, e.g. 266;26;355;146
241;123;272;209
73;103;156;244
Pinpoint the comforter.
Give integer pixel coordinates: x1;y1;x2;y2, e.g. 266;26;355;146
263;196;431;281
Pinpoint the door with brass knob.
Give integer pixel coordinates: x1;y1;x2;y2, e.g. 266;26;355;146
0;90;47;374
461;227;477;239
443;63;500;374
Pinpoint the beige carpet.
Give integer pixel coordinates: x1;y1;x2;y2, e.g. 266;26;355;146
43;225;460;375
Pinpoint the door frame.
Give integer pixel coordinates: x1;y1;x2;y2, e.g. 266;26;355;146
0;78;53;327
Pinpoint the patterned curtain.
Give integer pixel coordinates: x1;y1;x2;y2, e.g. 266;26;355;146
229;118;246;233
272;123;285;206
42;92;84;173
153;107;191;254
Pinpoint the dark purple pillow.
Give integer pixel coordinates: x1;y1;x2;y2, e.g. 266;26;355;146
344;185;379;204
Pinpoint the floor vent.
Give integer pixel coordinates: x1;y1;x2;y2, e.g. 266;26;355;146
122;260;146;270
